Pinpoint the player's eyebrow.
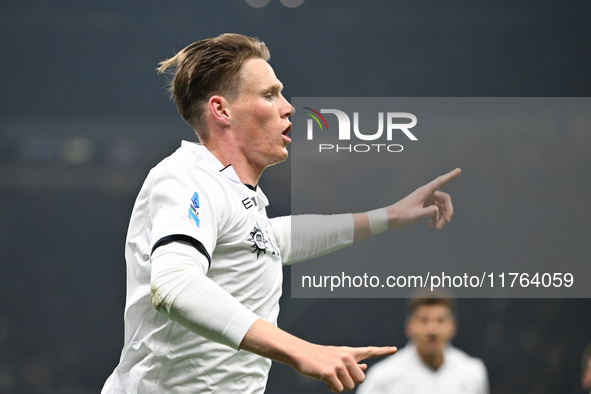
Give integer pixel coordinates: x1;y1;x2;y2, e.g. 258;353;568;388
264;82;284;93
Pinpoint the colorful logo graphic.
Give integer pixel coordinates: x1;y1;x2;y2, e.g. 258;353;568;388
301;105;418;153
188;191;200;227
303;107;329;132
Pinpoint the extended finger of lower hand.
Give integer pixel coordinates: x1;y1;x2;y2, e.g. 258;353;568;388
354;346;397;362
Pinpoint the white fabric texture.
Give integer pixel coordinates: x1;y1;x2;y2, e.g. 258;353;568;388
272;214;354;264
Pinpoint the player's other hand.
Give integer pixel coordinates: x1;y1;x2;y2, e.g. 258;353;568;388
292;343;397;392
386;168;461;230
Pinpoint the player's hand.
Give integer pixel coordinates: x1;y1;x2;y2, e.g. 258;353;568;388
386;168;461;230
292;343;397;392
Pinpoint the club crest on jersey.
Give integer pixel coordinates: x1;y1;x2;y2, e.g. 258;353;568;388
247;222;280;258
188;191;200;227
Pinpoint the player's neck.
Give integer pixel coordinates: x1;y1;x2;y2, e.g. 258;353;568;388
230;161;263;188
205;143;263;187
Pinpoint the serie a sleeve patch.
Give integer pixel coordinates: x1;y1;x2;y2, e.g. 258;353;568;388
188;191;200;227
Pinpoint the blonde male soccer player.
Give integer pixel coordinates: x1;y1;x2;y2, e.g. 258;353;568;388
102;33;461;393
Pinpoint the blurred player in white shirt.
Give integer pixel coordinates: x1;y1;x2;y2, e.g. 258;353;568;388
358;297;488;394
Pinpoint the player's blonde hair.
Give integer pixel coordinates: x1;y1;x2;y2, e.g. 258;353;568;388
157;33;270;136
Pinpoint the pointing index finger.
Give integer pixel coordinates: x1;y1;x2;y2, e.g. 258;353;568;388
425;167;462;191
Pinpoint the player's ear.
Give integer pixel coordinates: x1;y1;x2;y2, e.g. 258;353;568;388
208;95;231;125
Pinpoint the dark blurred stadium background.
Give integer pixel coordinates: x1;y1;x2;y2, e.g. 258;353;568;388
1;1;590;393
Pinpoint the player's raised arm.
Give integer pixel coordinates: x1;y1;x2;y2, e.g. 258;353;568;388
278;168;462;265
353;168;461;242
239;318;397;392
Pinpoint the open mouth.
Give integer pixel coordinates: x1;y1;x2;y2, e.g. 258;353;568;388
282;125;292;142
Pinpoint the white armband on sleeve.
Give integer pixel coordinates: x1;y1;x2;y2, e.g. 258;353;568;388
150;241;260;350
279;214;354;264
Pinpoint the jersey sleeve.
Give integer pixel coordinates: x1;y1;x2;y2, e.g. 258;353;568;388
148;160;221;264
269;214;354;265
151;241;260;350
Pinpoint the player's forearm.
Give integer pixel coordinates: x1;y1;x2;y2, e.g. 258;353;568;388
273;211;387;265
239;318;308;368
352;205;391;242
352;168;463;239
238;318;353;387
240;318;397;392
352;212;372;242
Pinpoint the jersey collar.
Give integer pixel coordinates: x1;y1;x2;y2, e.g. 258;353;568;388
183;141;270;207
183;141;242;184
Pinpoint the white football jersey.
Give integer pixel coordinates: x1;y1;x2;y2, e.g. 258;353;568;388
103;141;285;393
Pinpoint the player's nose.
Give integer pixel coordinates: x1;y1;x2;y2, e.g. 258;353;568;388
280;95;294;117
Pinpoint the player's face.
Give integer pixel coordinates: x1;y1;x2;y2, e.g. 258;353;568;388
406;304;456;359
227;57;293;172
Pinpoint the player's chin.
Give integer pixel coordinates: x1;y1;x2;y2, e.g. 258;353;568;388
266;149;288;167
281;146;289;157
276;149;289;164
277;143;289;158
